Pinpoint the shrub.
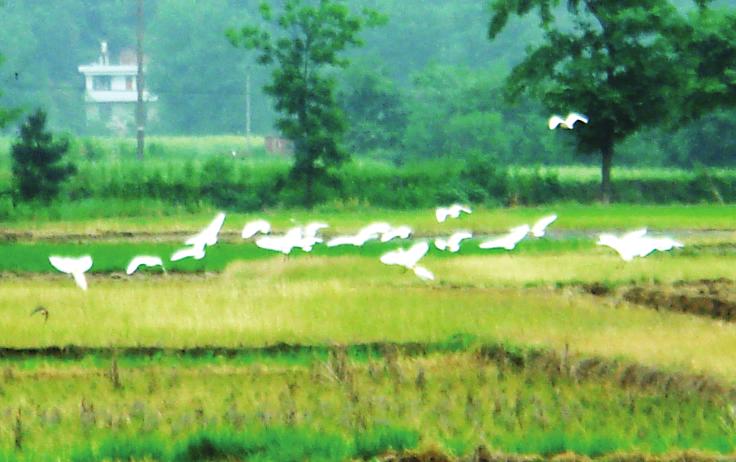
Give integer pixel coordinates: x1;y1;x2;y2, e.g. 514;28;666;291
11;109;75;203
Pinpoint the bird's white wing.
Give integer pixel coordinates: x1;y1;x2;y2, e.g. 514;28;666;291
451;203;472;215
434;238;448;251
171;245;204;262
380;248;404;266
531;214;557;237
49;255;92;274
380;225;412;243
404;241;430;268
187;212;226;247
548;115;565;130
327;235;358;247
71;271;88;291
358;222;391;239
621;228;648;241
435;207;449;223
479;236;506;249
241;219;271;239
447;231;473;252
565;112;589;127
256;236;286;253
127;255;163;275
303;222;329;238
413;265;435;281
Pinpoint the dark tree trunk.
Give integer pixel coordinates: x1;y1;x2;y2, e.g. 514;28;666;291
600;143;613;204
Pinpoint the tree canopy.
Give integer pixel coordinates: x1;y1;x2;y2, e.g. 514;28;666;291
228;0;383;207
488;0;700;202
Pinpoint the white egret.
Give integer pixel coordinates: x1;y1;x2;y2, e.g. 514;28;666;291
435;204;472;223
380;241;429;269
241;219;271;239
531;214;558;237
548;112;588;130
186;212;226;248
479;225;531;250
435;231;473;252
327;222;390;247
413;265;435;281
380;225;412;242
48;255;93;291
126;255;165;275
597;230;683;261
170;245;206;262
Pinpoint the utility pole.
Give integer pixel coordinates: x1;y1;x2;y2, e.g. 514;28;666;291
136;0;145;161
245;66;252;138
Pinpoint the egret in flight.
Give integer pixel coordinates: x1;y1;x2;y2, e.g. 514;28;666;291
479;225;531;250
380;241;434;281
172;212;226;262
241;219;271;239
531;214;557;237
435;204;472;223
548;112;588;130
126;255;165;275
49;255;93;290
435;231;473;253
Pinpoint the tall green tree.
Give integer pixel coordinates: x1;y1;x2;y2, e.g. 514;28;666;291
228;0;384;207
488;0;695;203
11;109;75;203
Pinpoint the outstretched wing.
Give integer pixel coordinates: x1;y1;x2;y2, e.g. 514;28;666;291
548;115;565;130
404;242;430;268
413;265;435;281
565;112;589;127
531;214;557;237
242;219;271;239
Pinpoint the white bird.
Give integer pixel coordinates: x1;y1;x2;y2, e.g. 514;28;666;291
548;112;588;130
186;212;226;249
256;226;315;254
380;225;412;242
380;241;430;269
173;212;226;262
435;231;473;252
303;222;329;239
435;204;472;223
413;265;435;281
479;225;531;250
327;222;391;247
126;255;165;275
241;219;271;239
48;255;93;291
531;214;558;237
597;229;683;261
171;245;206;262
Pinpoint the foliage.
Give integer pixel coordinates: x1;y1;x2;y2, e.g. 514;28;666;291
488;0;697;202
228;0;384;207
338;58;407;154
10;109;75;202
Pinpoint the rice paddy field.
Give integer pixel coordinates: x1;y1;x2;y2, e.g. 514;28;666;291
2;204;736;461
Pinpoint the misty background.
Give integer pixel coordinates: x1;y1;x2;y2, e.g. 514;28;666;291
0;0;735;168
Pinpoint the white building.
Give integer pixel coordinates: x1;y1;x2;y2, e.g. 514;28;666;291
78;41;157;134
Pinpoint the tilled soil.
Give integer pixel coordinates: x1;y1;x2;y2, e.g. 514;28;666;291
583;279;736;322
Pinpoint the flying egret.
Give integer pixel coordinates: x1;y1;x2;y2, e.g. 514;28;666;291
548;112;588;130
479;225;531;250
186;212;226;248
172;212;226;262
413;265;435;281
597;230;683;261
435;231;473;252
303;222;329;239
380;241;430;269
380;225;412;242
435;204;472;223
531;214;558;237
48;255;93;291
241;219;271;239
327;222;390;247
171;245;206;262
126;255;165;275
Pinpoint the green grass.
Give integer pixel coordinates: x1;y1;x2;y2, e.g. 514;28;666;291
3;203;736;237
2;256;736;382
0;352;734;460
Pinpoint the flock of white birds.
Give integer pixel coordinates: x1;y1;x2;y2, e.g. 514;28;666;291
47;206;684;291
45;111;684;291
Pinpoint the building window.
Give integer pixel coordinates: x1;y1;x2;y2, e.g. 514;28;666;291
93;76;111;90
126;76;134;90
